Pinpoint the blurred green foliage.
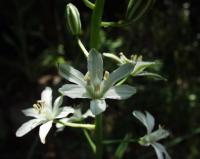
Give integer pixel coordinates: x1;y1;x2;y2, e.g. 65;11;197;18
0;0;199;158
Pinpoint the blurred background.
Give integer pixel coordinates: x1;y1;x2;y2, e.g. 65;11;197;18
0;0;199;158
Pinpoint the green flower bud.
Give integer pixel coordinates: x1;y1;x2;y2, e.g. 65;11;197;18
66;3;82;35
125;0;155;22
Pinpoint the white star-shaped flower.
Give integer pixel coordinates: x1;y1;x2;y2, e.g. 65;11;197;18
59;49;136;115
16;87;74;144
133;111;171;159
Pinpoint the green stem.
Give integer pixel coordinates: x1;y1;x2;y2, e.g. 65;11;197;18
56;121;95;130
83;129;96;153
103;139;138;144
89;0;105;158
82;0;95;9
95;114;103;159
101;21;130;28
77;37;89;57
89;0;105;48
116;76;129;86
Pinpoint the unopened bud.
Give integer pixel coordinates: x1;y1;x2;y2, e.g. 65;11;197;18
66;3;82;35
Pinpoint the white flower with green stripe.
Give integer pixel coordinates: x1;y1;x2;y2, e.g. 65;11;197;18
133;111;171;159
16;87;75;144
59;49;136;115
103;52;166;80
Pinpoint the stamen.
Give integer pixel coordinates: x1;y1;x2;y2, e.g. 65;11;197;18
103;71;110;80
131;54;137;61
33;100;45;113
119;52;131;63
137;55;143;61
84;72;91;85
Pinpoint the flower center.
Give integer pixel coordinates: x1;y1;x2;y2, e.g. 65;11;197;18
33;100;45;114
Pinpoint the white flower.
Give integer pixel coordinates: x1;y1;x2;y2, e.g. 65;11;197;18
59;49;136;115
133;111;171;159
103;52;166;80
16;87;74;144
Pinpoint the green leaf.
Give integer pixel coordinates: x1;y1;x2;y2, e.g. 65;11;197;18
88;49;103;85
59;64;86;86
126;0;143;20
90;99;106;115
126;0;155;22
103;63;134;92
59;84;90;98
104;85;136;99
114;134;132;159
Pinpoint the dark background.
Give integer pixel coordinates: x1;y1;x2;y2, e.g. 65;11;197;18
0;0;200;158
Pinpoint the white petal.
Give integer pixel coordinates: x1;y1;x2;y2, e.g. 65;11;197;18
152;143;171;159
16;119;42;137
53;96;63;115
39;120;53;144
41;87;52;109
59;84;90;99
133;111;148;128
22;108;40;118
82;109;95;118
90;99;107;115
145;111;155;133
88;49;103;85
58;64;86;87
56;106;75;118
104;85;136;99
103;63;134;92
133;111;155;133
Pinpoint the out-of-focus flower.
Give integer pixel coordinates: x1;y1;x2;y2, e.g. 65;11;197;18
133;111;171;159
103;52;166;80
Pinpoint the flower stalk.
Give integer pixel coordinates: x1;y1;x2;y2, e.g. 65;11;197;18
56;120;95;130
90;0;105;159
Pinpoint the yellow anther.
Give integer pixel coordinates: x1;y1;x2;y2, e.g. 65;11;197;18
84;72;90;81
137;55;143;61
131;54;137;61
103;71;110;80
33;100;45;113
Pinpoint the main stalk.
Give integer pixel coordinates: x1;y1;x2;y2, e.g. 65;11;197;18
89;0;105;159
